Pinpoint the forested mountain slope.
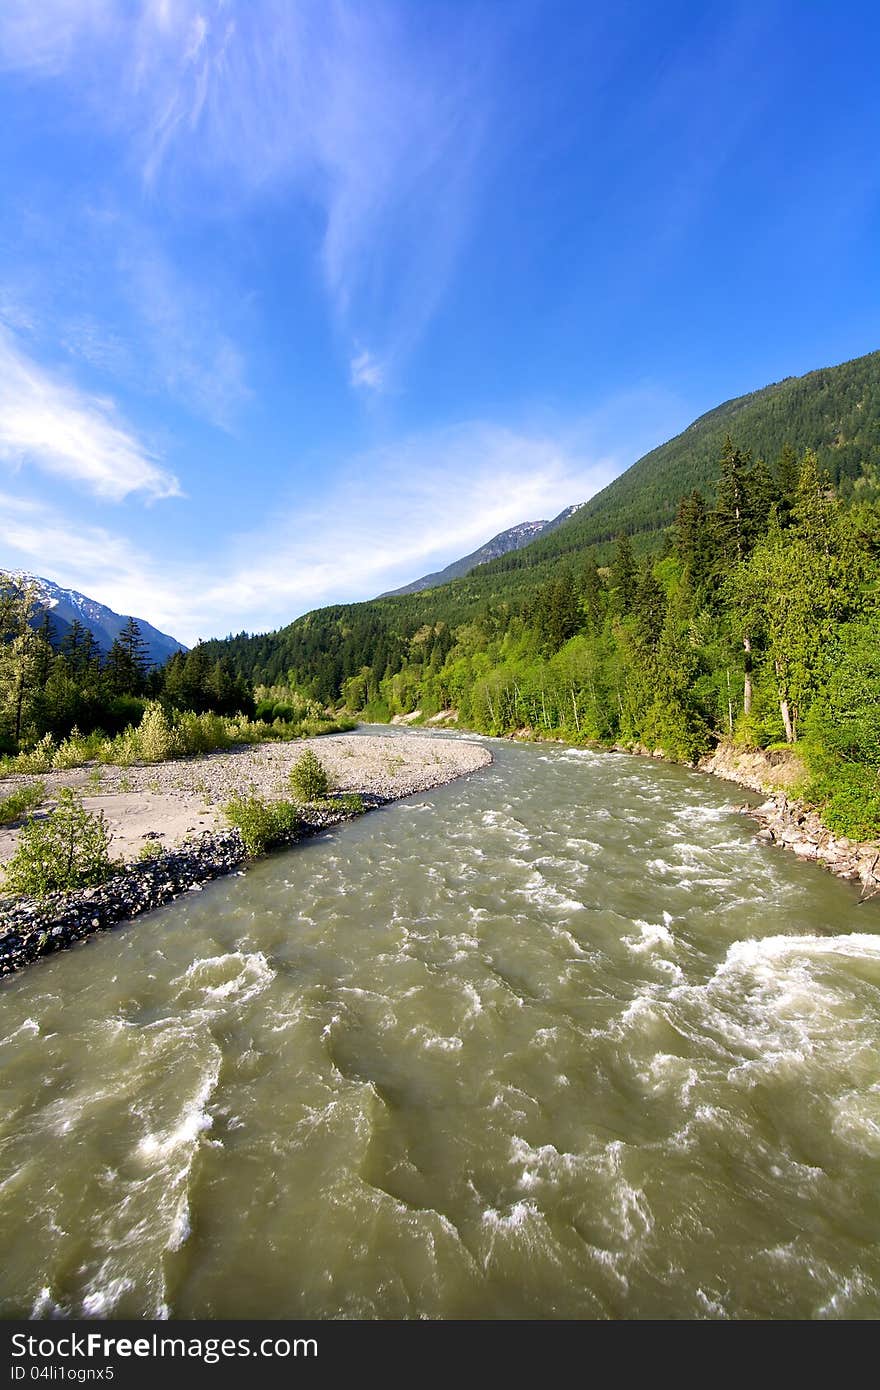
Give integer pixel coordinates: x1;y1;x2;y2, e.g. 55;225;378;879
204;347;880;695
477;347;880;573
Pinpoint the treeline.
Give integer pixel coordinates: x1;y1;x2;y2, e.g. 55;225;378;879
0;585;253;755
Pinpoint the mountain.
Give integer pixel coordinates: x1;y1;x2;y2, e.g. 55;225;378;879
2;572;187;668
473;348;880;573
380;505;585;596
204;345;880;697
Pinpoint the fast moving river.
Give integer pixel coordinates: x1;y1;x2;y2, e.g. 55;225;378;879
2;731;880;1319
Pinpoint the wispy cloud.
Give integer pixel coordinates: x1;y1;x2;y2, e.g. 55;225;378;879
0;1;494;387
0;204;252;433
350;348;385;393
0;418;623;644
113;236;251;430
0;326;180;502
0;490;192;636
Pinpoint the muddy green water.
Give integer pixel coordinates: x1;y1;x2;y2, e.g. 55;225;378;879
2;731;880;1320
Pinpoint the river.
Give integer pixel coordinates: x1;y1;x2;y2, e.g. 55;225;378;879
2;730;879;1319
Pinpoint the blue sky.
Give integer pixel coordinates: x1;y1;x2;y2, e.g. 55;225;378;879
1;0;878;644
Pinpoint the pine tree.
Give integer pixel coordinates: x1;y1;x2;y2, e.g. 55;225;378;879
60;619;90;676
579;557;605;635
714;434;754;566
673;490;713;592
118;618;150;692
634;560;666;649
775;442;800;525
609;535;637;616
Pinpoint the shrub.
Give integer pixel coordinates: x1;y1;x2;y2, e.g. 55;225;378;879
7;733;57;775
137;840;163;862
136;702;177;762
177;711;232;755
223;794;301;856
289;748;330;801
52;732;99;770
3;788;115;898
0;780;45;827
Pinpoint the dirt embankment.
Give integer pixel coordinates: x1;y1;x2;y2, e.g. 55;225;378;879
700;743;880;900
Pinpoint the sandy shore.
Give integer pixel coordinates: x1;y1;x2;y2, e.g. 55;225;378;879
0;732;492;869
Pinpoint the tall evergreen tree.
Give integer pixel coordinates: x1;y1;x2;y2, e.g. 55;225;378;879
775;442;800;525
609;534;637;616
714;434;754;566
673;489;713;592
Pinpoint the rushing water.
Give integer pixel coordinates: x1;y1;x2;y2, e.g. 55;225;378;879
2;730;880;1320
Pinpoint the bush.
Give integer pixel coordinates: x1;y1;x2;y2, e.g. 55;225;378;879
0;780;45;827
223;794;301;856
52;730;103;770
805;763;880;841
1;733;57;775
289;748;330;801
136;702;177;762
3;788;115;898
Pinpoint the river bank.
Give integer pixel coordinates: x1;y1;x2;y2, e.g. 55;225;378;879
0;733;492;977
699;742;880;900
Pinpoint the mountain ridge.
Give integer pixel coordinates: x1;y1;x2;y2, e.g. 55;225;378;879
1;570;187;668
380;504;585;596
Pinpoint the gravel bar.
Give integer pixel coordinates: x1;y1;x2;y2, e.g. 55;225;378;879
0;733;492;978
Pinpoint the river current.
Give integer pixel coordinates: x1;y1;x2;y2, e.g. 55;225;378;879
2;730;879;1319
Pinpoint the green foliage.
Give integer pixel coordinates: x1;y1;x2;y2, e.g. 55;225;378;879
799;619;880;838
289;748;331;801
332;792;365;815
223;794;301;856
803;621;880;768
3;788;115;898
5;733;56;774
0;704;355;776
0;780;45;827
136;840;163;862
136;701;177;762
805;764;880;841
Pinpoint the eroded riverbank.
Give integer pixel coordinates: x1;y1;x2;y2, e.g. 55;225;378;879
699;743;880;900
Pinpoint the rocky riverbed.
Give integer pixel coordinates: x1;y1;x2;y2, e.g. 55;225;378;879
0;733;492;977
700;743;880;900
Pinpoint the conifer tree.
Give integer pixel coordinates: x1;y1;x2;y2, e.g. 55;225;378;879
714;434;754;566
775;442;800;524
609;534;637;616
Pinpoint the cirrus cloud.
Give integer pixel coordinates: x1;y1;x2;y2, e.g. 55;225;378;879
0;326;180;502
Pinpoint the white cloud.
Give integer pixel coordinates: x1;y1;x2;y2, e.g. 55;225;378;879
350;349;386;392
0;1;493;388
113;238;251;430
0;0;116;77
0;419;620;645
0;327;180;502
